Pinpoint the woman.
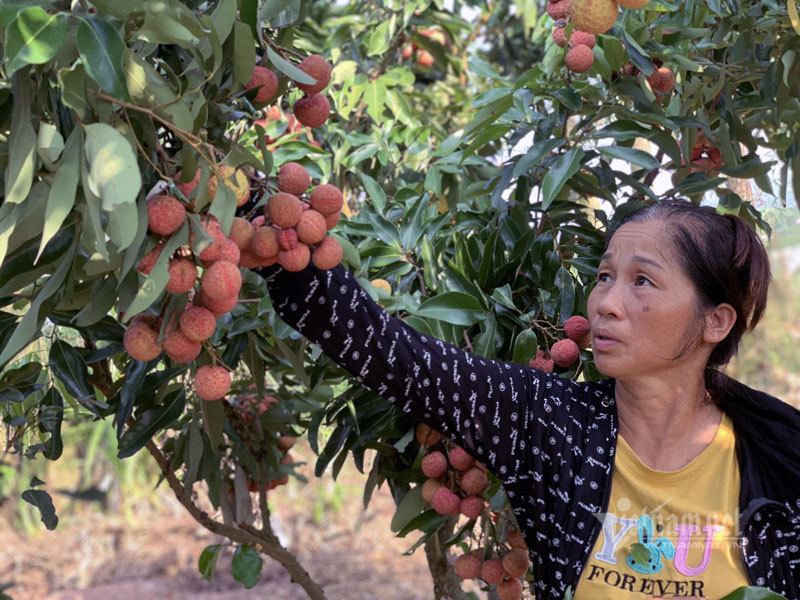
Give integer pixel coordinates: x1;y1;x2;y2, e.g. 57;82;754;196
250;200;800;599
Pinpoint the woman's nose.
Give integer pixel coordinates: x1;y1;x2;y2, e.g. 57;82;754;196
594;282;624;319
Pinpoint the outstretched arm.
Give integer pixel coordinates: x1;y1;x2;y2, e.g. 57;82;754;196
255;262;557;481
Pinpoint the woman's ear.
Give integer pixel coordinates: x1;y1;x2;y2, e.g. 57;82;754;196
703;303;737;344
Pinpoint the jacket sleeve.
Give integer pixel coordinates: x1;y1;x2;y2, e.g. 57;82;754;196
255;263;561;481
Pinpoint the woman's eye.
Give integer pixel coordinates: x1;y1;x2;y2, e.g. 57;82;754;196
635;275;651;286
597;272;611;282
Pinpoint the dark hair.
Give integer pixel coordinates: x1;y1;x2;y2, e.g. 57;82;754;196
605;200;772;402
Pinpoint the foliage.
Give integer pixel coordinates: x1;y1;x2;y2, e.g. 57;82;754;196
0;0;798;598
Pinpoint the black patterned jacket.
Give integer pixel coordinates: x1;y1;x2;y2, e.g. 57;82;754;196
256;263;800;600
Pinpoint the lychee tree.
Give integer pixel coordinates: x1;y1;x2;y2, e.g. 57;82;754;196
0;1;797;599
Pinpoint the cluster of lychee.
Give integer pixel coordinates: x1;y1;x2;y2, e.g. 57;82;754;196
245;54;333;129
415;424;530;599
242;161;344;272
529;315;590;372
401;29;447;68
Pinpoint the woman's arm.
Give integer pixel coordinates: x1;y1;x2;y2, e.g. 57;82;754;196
255;262;558;481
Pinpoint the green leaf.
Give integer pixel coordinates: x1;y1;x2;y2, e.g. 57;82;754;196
231;545;262;589
83;123;142;211
360;173;387;214
597;145;661;171
718;586;789;600
0;219;75;297
512;138;566;178
5;7;67;75
367;20;391;56
233;21;256;88
390;485;426;532
49;338;96;409
541;147;584;210
36;122;64;170
40;387;64;460
266;46;315;85
21;488;58;530
77;17;131;102
198;544;222;582
414;292;485;326
117;387;186;458
4;73;37;208
513;329;538;364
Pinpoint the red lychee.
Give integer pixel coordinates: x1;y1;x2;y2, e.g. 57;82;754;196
570;30;597;48
570;0;619;35
201;260;242;300
648;66;675;93
295;210;327;245
195;289;238;318
148;195;186;235
267;192;304;228
454;554;482;580
497;577;524;600
546;0;570;19
416;423;442;447
278;243;311;272
551;338;580;367
278;162;311;195
190;216;226;261
448;446;475;471
421;450;448;478
501;548;530;578
529;349;555;373
277;228;298;251
564;315;591;341
565;44;595;73
174;168;200;200
459;467;488;495
309;184;344;215
229;217;254;251
194;365;231;401
293;93;330;128
324;212;340;230
163;329;202;363
431;487;460;515
295;54;332;95
277;435;297;452
416;50;434;67
123;324;162;361
311;236;342;270
251;226;280;258
506;529;528;550
137;244;163;275
179;306;217;342
245;66;278;103
217;238;241;265
421;478;445;503
481;558;506;584
166;257;198;293
553;27;567;47
460;495;485;520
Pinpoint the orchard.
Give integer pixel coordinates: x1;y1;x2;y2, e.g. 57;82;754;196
0;0;798;599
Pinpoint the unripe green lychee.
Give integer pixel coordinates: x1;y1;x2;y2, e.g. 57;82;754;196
251;226;280;258
293;93;331;128
194;365;231;401
148;195;186;235
546;0;570;19
295;54;332;95
459;466;488;495
245;66;278;103
137;244;163;275
311;236;343;270
569;30;597;48
553;27;567;47
501;548;530;578
421;478;445;503
506;529;528;550
564;315;591;341
421;450;448;478
201;260;242;300
163;329;202;363
295;210;327;245
416;423;442;446
551;338;580;367
309;184;344;215
431;487;460;515
570;0;619;35
166;257;198;293
497;577;524;600
229;217;254;251
278;243;311;272
449;446;475;471
529;349;555;373
481;558;506;584
267;192;303;228
179;306;217;342
277;228;299;251
454;554;482;580
460;495;485;520
278;162;311;195
565;44;595;73
123;324;162;361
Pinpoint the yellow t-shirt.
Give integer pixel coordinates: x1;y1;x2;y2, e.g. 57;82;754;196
575;412;750;599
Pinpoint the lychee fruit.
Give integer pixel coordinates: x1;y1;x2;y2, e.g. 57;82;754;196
564;315;591;341
194;365;231;401
311;236;342;270
416;423;442;447
309;184;344;215
245;66;278;103
277;434;297;452
460;495;485;520
506;529;528;550
278;162;311;195
481;558;506;584
195;289;239;318
201;260;242;300
570;0;619;35
137;244;163;275
565;45;595;73
179;306;217;342
251;226;280;258
546;0;570;20
239;251;267;269
166;257;198;293
648;66;675;93
148;195;186;235
570;30;597;48
229;217;254;251
294;54;332;95
278;243;311;272
293;93;330;128
217;238;241;265
421;29;447;44
459;467;488;495
552;27;567;47
267;192;303;228
191;216;226;261
501;548;530;578
295;210;327;245
431;487;460;515
277;227;298;251
163;329;202;363
401;44;414;60
324;212;340;230
551;338;580;367
421;478;445;503
529;349;555;373
448;446;475;471
421;450;448;478
207;165;250;207
497;577;524;600
174;168;201;199
416;50;434;67
252;215;265;228
617;0;649;7
123;323;163;361
454;554;482;579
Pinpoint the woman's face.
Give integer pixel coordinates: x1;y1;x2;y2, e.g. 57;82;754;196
586;220;704;380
